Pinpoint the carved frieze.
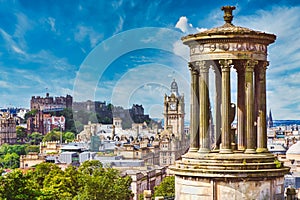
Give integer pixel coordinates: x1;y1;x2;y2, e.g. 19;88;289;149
189;41;267;56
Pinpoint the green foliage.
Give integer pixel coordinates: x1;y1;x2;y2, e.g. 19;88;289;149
24;109;38;121
97;115;113;124
0;144;27;156
0;153;20;169
138;193;144;200
63;132;75;143
0;169;36;200
76;160;132;200
88;113;98;123
0;144;29;169
154;176;175;198
31;162;62;190
0;161;133;200
16;126;27;143
74;121;84;133
61;108;77;133
274;159;282;168
25;145;40;153
43;130;75;143
28;132;44;145
42;130;61;142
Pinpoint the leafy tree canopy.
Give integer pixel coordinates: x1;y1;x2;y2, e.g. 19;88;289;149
0;161;133;200
154;176;175;198
63;132;75;143
28;132;44;145
42;129;61;142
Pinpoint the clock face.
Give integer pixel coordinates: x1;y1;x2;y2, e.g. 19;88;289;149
169;103;176;110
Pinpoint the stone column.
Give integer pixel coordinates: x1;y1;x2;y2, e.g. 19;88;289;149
219;59;233;154
198;61;210;153
214;65;222;149
235;63;246;151
188;62;199;152
244;60;258;154
256;61;269;153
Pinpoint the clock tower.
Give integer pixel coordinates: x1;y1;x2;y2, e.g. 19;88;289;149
163;79;185;140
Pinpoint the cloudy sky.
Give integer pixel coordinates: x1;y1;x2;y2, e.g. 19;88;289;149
0;0;300;120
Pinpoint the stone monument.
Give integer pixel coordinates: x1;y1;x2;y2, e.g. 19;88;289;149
169;6;290;200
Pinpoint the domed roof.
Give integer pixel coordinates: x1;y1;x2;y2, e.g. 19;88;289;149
171;79;178;90
287;141;300;154
170;79;179;96
182;6;276;45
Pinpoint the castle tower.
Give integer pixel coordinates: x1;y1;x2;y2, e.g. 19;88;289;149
163;79;185;140
169;6;289;199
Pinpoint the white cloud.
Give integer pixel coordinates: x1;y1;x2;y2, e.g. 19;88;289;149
0;28;26;55
112;0;124;10
172;40;189;60
47;17;56;32
74;25;103;48
173;16;206;60
175;16;207;34
11;45;26;55
0;80;10;88
113;16;124;35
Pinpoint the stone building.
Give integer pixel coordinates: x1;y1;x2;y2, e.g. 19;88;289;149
0;114;17;145
20;153;45;169
169;6;289;200
28;93;72;134
159;79;189;166
31;93;72;111
114;140;160;166
72;100;108;112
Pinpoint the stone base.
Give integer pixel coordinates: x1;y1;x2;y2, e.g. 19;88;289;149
169;152;290;200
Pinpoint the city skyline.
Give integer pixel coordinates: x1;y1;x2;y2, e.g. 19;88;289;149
0;1;300;120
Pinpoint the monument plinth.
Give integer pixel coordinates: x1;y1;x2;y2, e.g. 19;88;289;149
169;6;289;200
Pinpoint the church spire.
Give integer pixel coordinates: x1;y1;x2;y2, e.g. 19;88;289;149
267;109;273;128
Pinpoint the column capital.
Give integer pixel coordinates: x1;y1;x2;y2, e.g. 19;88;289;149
256;61;269;83
195;61;209;73
261;61;269;70
245;59;258;72
219;59;232;72
188;62;199;75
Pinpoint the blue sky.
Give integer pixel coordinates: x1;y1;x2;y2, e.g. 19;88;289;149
0;0;300;120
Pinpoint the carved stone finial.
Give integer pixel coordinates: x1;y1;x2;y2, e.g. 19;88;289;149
221;6;236;24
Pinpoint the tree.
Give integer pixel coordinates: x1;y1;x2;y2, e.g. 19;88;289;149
74;121;84;133
16;126;27;143
25;145;40;154
0;153;20;169
28;132;43;145
0;144;27;155
88;112;98;123
0;169;36;200
40;166;72;200
42;129;61;142
61;108;77;133
0;144;28;169
30;162;62;190
75;160;133;200
24;109;38;121
0;161;134;200
154;176;175;198
63;132;75;143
